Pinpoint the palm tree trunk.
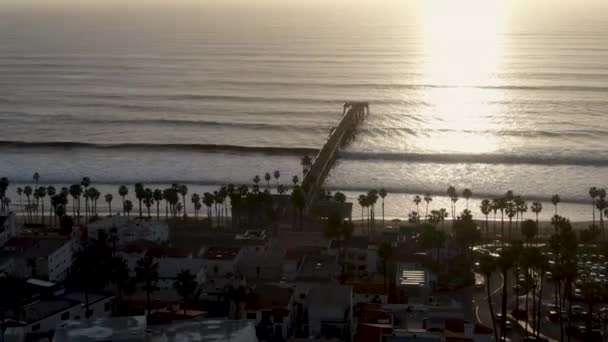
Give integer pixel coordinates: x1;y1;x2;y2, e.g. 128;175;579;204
536;276;544;337
156;203;160;220
486;277;498;342
501;270;508;341
525;279;530;331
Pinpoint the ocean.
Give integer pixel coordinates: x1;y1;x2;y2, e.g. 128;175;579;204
1;1;607;221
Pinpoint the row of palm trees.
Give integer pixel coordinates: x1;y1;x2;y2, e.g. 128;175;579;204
1;170;308;226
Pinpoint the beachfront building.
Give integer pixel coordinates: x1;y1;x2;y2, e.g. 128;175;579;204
1;237;73;281
0;211;18;246
327;237;378;277
2;292;114;342
86;216;169;244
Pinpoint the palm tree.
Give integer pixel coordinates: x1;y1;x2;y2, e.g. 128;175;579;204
16;187;23;212
358;194;367;231
497;247;514;341
135;255;159;320
105;194;113;216
423;193;432;221
379;188;387;227
462;188;472;209
377;241;393;294
23;186;32;221
273;170;280;186
203;192;214;222
479;255;499;342
143;188;154;218
480;199;491;239
531;201;543;226
291;186;306;231
81;177;91;218
124;200;133;218
413;195;421;214
118;185;129;215
135;183;145;218
46;186;56;224
447;185;458;221
153;189;163;220
589;187;598;226
173;270;198;315
292;175;299;186
506;202;516;241
551;194;560;215
69;184;81;219
253;175;260;186
438;208;448;230
191;193;201;218
264;172;271;189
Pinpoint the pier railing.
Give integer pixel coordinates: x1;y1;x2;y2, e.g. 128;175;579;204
301;102;369;209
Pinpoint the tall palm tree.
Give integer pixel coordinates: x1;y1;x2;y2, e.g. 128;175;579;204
135;183;145;217
292;175;299;186
191;193;201;218
423;193;432;221
69;184;82;219
413;195;421;214
16;187;23;213
506;202;516;241
81;177;91;219
377;241;393;294
531;201;543;226
173;270;198;315
105;194;113;217
479;255;499;342
497;247;514;341
273;170;280;187
153;189;163;220
551;194;560;215
46;186;56;224
203;192;214;222
589;187;598;226
23;186;32;221
480;199;491;239
446;185;457;219
462;188;472;209
521;219;538;247
135;255;159;320
379;188;387;227
124;200;133;218
118;185;129;215
143;188;154;218
438;208;448;230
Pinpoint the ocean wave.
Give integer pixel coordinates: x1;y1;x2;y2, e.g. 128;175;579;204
0;141;318;155
338;151;608;167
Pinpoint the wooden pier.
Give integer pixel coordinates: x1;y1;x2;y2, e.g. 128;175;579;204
301;101;369;209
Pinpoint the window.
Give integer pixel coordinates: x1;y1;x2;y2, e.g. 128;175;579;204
32;324;40;332
61;312;70;320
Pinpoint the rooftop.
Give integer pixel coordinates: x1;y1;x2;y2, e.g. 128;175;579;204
246;284;293;310
308;284;352;320
158;258;205;279
3;237;70;258
6;298;79;324
203;247;241;261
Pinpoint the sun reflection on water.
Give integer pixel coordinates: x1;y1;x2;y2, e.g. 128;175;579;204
416;0;508;154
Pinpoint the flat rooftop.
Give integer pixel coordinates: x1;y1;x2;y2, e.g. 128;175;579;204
3;237;70;258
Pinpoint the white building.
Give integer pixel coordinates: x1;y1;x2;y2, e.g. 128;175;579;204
0;211;18;247
87;216;168;244
2;292;114;341
2;237;73;282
